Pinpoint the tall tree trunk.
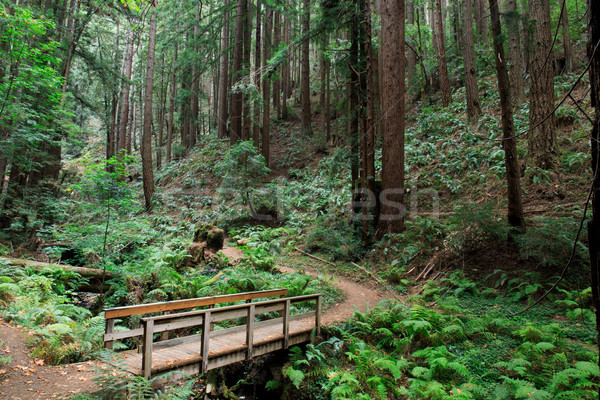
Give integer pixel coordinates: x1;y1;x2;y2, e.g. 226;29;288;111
406;1;416;87
528;0;557;170
504;0;525;106
230;0;244;144
489;0;525;230
380;0;406;234
561;0;572;73
415;5;431;103
190;15;200;149
252;0;261;146
242;0;251;141
433;0;451;106
301;0;312;136
349;14;360;187
520;0;530;73
142;8;157;211
167;46;177;163
273;10;281;119
475;0;488;41
586;0;600;381
262;6;272;166
118;28;134;160
365;0;376;227
282;12;291;120
218;1;230;139
462;0;482;121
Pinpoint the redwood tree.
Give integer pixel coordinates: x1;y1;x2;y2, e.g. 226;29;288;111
301;0;312;136
489;0;525;230
528;0;557;170
142;5;157;211
379;0;406;234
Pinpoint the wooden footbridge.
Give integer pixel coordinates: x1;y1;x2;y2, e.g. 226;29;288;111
103;289;321;378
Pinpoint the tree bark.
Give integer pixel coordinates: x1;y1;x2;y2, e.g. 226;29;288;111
118;28;134;161
252;0;261;146
242;0;252;141
561;0;572;73
504;0;525;106
230;0;244;144
282;12;291;120
379;0;406;234
218;1;230;139
527;0;557;170
301;0;312;136
142;8;157;211
586;0;600;382
262;6;272;166
489;0;525;230
406;1;416;87
433;0;451;106
461;0;482;121
167;45;177;163
273;10;281;119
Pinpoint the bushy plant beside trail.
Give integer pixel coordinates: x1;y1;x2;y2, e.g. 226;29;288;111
0;261;104;364
274;286;599;400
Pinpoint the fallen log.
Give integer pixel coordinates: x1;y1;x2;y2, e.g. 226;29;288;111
0;257;114;279
0;257;115;292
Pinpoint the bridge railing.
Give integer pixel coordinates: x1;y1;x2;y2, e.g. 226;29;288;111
103;289;289;350
139;293;322;378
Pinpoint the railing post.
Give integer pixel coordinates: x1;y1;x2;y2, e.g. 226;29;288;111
315;295;321;336
201;311;211;373
246;304;255;360
104;318;115;349
160;311;169;341
141;319;154;379
283;299;290;349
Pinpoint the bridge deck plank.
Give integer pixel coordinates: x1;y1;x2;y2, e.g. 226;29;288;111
119;318;315;376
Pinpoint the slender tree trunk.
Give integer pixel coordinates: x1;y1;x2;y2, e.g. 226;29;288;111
301;0;312;136
586;0;600;381
230;0;244;144
520;0;530;73
262;6;272;166
167;46;177;163
190;17;200;149
474;0;486;41
242;0;251;141
282;12;290;120
380;0;406;234
218;1;230;139
415;6;430;102
349;14;360;187
142;8;157;211
365;0;376;227
406;1;416;87
118;28;134;160
528;0;557;170
273;10;281;119
561;0;572;73
462;0;482;120
433;0;451;106
252;0;261;146
489;0;525;230
505;0;525;106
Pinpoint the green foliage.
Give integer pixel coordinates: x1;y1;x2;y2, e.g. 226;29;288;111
216;140;270;208
446;203;509;253
514;216;587;271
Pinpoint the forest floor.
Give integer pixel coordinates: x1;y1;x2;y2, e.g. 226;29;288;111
0;242;390;399
0;320;97;399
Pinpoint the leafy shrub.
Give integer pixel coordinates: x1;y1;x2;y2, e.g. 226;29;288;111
514;216;587;271
303;214;364;261
446;203;509;253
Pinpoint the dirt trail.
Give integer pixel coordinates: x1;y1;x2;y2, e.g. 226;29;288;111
0;245;389;398
0;321;97;400
220;242;388;323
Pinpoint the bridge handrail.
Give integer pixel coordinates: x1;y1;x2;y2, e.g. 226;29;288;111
103;288;288;349
139;293;322;378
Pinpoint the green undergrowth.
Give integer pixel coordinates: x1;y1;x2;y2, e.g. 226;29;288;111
272;277;599;400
